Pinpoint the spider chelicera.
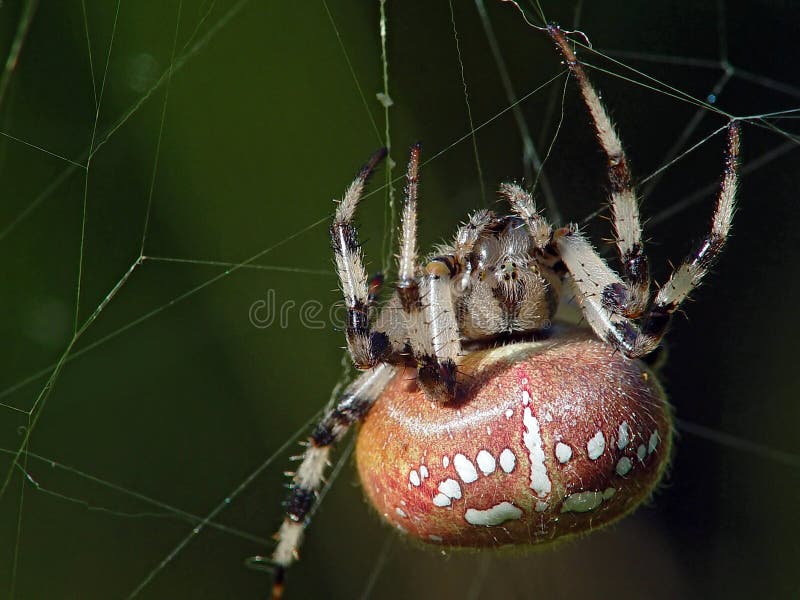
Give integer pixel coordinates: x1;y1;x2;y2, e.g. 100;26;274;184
265;25;740;599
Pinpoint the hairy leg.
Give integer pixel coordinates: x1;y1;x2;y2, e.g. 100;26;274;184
331;148;392;368
636;122;740;353
270;364;396;598
549;25;650;317
558;123;740;357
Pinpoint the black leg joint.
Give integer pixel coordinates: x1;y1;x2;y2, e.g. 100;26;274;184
310;422;336;448
368;331;391;362
417;357;457;401
286;487;316;523
601;283;627;313
641;305;673;338
345;302;369;338
623;244;649;288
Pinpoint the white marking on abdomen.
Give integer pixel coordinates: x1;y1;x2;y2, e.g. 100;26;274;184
587;430;606;460
499;448;516;473
439;478;462;500
433;494;451;507
432;477;462;508
522;406;550;497
637;444;647;461
476;450;496;475
615;456;632;476
464;502;523;526
409;470;420;486
561;491;604;513
649;430;660;454
617;422;630;449
555;442;572;463
454;453;478;483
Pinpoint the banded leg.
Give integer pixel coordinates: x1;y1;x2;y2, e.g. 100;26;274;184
395;143;463;401
395;147;495;302
555;227;633;349
549;25;650;317
635;122;740;354
271;364;396;599
406;192;496;400
331;149;391;368
415;260;462;401
558;123;740;357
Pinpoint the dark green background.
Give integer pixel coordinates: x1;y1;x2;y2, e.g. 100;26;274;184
0;1;798;598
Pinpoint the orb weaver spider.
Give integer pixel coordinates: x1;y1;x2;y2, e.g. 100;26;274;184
264;24;739;599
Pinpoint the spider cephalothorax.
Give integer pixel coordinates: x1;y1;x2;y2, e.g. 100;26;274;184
355;195;568;402
448;213;563;341
266;25;740;599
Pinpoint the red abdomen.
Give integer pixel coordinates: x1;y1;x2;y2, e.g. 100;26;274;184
355;328;671;548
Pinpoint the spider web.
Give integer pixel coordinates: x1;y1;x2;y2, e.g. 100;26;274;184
0;1;798;598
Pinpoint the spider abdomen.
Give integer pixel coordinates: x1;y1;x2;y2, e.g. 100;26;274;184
355;327;672;548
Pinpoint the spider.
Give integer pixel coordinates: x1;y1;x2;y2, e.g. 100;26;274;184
265;25;740;599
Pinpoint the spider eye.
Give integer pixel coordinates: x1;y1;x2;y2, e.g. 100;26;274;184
356;328;671;548
453;273;471;294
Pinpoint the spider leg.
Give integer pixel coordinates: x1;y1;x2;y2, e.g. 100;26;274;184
331;149;392;368
549;25;650;318
635;122;740;354
413;259;462;401
271;364;396;599
557;123;740;357
554;226;631;347
397;143;422;311
393;144;469;402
